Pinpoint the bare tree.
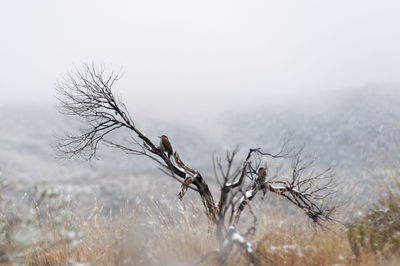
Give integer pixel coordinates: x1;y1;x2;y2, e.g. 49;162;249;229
56;64;337;265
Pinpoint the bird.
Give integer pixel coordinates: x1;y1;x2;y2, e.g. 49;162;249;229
256;167;267;198
256;167;266;184
159;135;173;159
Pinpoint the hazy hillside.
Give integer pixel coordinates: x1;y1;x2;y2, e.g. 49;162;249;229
0;85;399;207
222;85;400;172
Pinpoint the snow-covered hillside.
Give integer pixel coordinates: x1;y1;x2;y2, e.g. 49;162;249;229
0;85;399;207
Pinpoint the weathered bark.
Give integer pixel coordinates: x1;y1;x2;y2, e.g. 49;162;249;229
57;64;338;264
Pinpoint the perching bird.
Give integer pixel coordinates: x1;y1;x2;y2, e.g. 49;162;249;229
257;167;267;198
256;167;266;185
159;135;173;159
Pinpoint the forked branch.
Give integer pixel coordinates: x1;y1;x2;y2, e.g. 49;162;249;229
57;64;338;265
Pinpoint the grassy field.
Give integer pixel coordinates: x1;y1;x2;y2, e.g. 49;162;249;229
0;164;399;265
0;190;396;266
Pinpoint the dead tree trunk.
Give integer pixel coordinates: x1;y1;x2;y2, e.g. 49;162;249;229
56;64;338;264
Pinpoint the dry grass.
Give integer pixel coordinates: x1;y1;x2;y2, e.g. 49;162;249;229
0;172;399;265
19;199;215;266
254;217;375;266
9;198;389;266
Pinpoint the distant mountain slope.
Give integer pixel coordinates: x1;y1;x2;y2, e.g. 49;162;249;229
0;85;399;205
219;84;400;182
0;103;220;183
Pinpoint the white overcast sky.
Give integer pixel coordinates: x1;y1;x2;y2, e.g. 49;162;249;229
1;0;400;109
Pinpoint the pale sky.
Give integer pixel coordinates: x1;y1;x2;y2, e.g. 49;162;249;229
1;0;400;110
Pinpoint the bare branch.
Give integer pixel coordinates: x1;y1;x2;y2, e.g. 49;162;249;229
56;63;338;263
56;63;217;222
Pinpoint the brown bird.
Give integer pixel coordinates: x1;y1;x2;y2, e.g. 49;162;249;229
256;167;266;184
159;135;173;159
257;167;267;198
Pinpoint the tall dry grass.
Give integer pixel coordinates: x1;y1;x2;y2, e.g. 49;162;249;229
0;166;399;265
0;194;377;266
346;159;400;266
254;212;375;266
18;198;382;266
18;198;214;266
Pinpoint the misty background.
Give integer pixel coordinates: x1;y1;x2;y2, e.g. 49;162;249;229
1;1;400;208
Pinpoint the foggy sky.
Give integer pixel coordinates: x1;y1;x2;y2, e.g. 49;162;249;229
1;1;400;110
